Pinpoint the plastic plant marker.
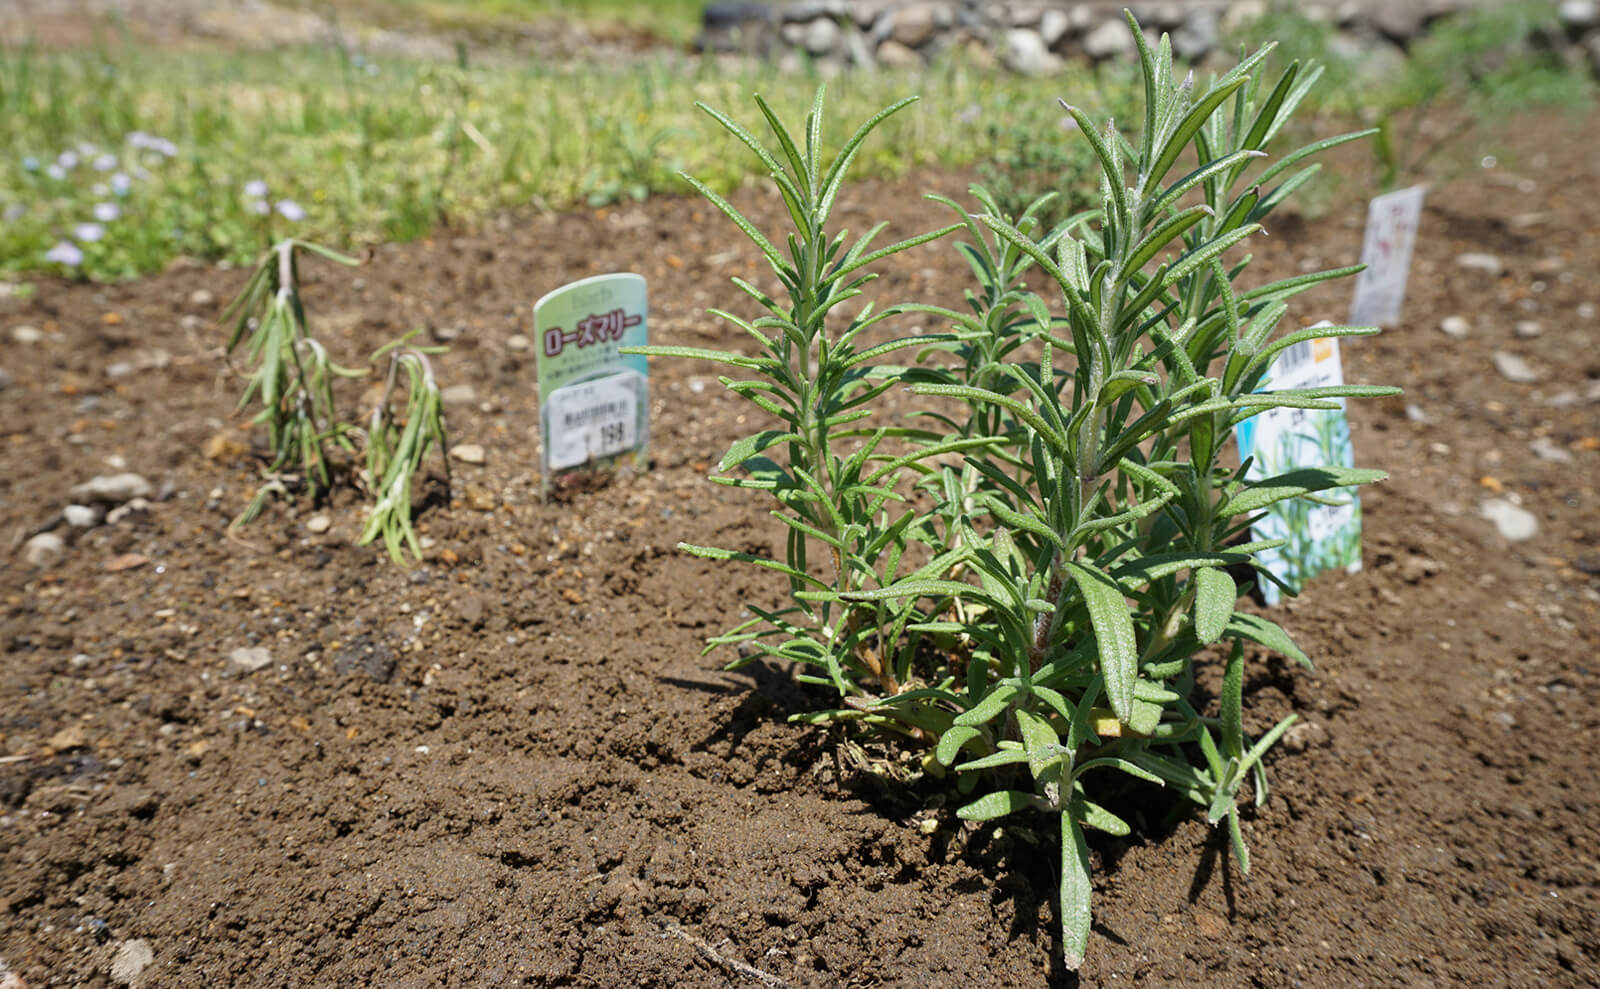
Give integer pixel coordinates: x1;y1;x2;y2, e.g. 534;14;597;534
534;273;650;497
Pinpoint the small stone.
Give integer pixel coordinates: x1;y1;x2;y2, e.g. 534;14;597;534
440;383;478;406
1492;351;1542;384
1481;499;1538;542
63;504;101;528
70;473;154;505
1404;403;1427;423
48;723;88;752
800;16;840;55
450;443;486;465
1281;719;1329;754
505;334;532;352
874;39;922;67
0;367;13;391
228;646;274;673
1514;319;1542;338
1039;8;1070;46
23;532;65;568
1559;0;1598;30
1439;315;1470;339
11;325;43;344
109;939;154;985
1001;28;1060;74
187;288;216;309
464;485;497;512
1529;437;1574;464
1082;17;1133;59
106;497;150;525
104;553;150;573
1579;301;1596;320
1171;9;1220;60
1456;252;1504;277
305;514;332;534
888;2;937;47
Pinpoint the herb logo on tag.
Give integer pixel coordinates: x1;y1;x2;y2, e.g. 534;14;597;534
533;273;649;496
1236;325;1365;604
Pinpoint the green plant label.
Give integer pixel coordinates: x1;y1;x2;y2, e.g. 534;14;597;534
1349;185;1426;326
1235;326;1363;604
534;273;649;496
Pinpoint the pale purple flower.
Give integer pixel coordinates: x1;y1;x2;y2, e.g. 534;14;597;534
76;142;98;157
56;150;79;170
44;241;84;267
93;153;117;172
21;155;40;172
275;199;305;222
150;137;178;158
111;172;132;195
46;164;66;181
125;131;151;148
93;202;120;222
73;222;105;243
250;199;270;216
243;179;269;199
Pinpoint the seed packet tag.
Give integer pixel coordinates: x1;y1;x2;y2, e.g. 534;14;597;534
1235;324;1363;605
534;273;648;497
1349;185;1425;326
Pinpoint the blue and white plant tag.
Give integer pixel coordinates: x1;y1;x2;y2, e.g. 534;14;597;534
1349;184;1425;326
534;273;649;497
1235;324;1363;604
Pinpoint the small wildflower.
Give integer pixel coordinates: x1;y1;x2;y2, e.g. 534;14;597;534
93;153;118;172
44;241;84;267
111;172;132;195
244;179;270;199
46;164;67;181
76;142;98;157
250;199;271;216
275;199;306;222
93;202;121;223
74;222;106;243
56;150;79;170
21;155;40;172
132;167;151;182
150;137;178;158
125;131;151;148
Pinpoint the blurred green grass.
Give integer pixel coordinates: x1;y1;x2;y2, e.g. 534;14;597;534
0;0;1589;282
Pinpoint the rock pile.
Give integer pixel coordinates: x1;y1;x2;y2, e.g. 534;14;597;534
697;0;1600;76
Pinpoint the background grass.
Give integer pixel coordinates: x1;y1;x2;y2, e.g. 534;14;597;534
0;2;1589;282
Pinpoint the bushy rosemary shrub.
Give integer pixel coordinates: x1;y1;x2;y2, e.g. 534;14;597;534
631;13;1396;968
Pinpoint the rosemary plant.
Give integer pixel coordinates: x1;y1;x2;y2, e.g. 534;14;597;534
224;239;450;564
223;238;364;524
638;14;1397;969
360;335;451;564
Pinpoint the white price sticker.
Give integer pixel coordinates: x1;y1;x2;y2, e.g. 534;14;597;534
544;371;640;470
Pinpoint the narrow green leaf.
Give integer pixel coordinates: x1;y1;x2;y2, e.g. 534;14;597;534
1061;809;1093;970
956;789;1037;821
936;726;983;767
1063;561;1138;724
1221;467;1387;517
1193;566;1236;645
1224;612;1310;669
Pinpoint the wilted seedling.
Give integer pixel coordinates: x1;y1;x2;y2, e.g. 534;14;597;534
360;334;450;564
223;238;450;564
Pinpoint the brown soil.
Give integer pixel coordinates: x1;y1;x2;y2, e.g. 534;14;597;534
2;104;1599;988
